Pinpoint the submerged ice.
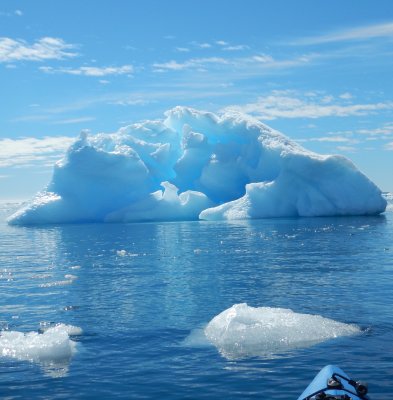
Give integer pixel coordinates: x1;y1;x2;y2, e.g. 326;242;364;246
204;304;360;359
8;107;386;225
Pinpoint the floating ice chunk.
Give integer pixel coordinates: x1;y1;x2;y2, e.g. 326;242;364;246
64;274;78;280
204;303;360;359
0;323;82;377
7;107;386;225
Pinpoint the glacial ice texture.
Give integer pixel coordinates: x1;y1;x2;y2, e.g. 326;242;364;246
204;304;360;359
8;107;386;225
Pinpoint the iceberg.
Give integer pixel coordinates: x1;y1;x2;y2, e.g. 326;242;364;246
204;303;360;359
8;107;386;225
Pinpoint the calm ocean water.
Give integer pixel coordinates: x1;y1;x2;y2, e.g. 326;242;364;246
1;201;393;399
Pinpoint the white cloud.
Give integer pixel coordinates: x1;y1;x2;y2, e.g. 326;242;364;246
252;54;275;63
195;42;212;49
39;64;133;77
215;41;249;51
0;136;75;167
110;99;150;106
152;57;229;72
0;37;78;63
385;142;393;150
224;91;393;120
14;9;23;16
175;47;190;52
223;44;249;51
294;21;393;45
339;92;353;100
355;123;393;136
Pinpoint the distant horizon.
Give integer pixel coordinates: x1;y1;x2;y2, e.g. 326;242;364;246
1;0;393;199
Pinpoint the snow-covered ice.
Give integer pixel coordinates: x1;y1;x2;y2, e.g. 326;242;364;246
8;107;386;225
203;303;360;359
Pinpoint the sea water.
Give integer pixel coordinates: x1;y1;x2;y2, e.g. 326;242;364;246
1;201;393;399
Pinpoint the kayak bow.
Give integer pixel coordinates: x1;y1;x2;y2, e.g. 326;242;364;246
298;365;369;400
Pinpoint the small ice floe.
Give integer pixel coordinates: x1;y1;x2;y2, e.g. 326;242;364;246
64;274;78;280
0;323;82;378
190;303;360;359
116;250;139;257
63;305;80;312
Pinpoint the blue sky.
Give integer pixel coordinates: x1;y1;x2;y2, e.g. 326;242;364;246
1;0;393;200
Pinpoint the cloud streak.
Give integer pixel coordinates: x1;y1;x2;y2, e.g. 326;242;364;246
0;136;75;167
224;91;393;120
39;64;133;77
0;37;78;63
293;21;393;45
152;57;229;72
152;52;314;74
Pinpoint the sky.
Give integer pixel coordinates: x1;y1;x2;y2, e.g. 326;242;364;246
1;0;393;200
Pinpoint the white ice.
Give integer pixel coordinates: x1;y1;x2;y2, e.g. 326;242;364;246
203;303;360;359
0;323;82;377
7;107;386;225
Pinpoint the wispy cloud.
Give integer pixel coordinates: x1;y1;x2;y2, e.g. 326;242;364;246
385;142;393;150
0;9;23;17
352;123;393;136
52;117;95;125
109;99;150;106
294;21;393;45
152;52;314;74
175;47;190;53
152;57;229;72
224;90;393;120
336;145;358;153
192;42;212;49
0;37;78;63
39;64;133;77
223;44;250;51
215;40;249;51
302;136;357;143
0;136;75;167
322;123;393;143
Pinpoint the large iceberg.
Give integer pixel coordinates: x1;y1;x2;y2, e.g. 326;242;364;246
8;107;386;225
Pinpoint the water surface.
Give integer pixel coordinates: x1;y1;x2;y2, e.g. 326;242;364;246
1;203;393;399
